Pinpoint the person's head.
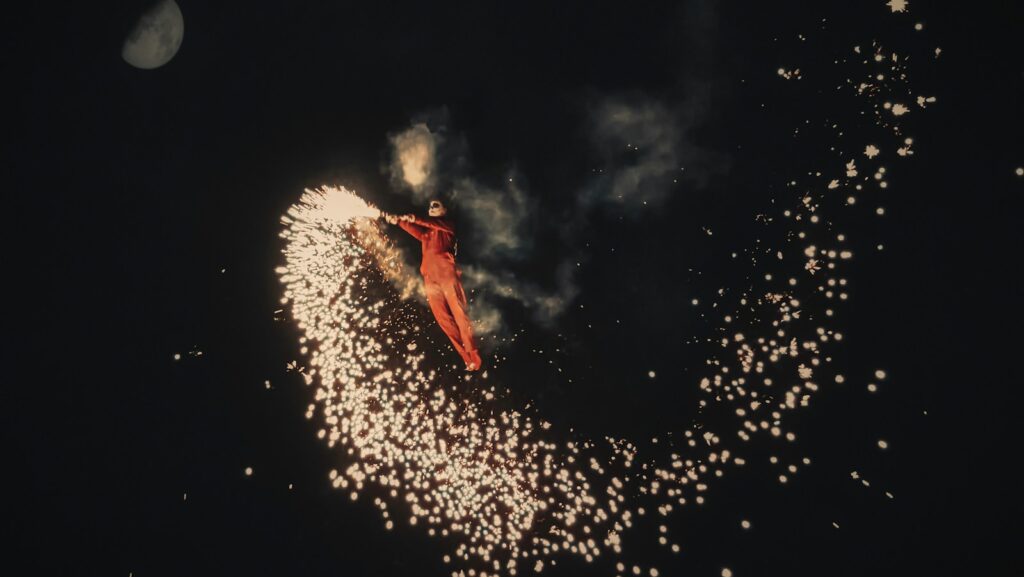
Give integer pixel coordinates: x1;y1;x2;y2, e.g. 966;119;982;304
427;198;447;217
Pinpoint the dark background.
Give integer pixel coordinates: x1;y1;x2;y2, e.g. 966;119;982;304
5;1;1022;576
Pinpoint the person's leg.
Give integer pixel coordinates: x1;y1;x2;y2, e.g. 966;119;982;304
424;277;469;364
442;278;482;369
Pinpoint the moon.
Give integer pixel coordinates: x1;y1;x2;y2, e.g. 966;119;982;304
122;0;184;70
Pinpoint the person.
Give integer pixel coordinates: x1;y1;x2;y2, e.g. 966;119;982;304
384;199;482;371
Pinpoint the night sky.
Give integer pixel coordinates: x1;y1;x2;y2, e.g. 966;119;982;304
6;1;1022;576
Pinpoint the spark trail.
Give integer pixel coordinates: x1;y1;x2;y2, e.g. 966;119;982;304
276;7;933;575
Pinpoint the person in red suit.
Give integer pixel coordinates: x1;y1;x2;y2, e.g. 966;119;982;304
384;199;482;371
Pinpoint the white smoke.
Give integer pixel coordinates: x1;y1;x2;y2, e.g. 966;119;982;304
462;263;579;330
452;176;533;260
581;90;723;214
388;123;439;199
587;98;681;207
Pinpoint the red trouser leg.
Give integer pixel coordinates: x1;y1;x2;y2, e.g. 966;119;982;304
424;277;469;364
440;277;481;368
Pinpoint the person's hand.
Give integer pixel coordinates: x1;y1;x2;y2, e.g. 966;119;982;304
401;214;416;222
384;213;399;225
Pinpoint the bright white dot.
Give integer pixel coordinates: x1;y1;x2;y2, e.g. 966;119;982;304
878;439;889;449
173;353;181;361
244;467;253;476
722;569;733;577
741;519;751;529
648;371;657;378
875;369;887;380
1016;167;1023;176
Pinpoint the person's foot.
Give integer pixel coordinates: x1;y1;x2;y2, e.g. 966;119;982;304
465;349;483;371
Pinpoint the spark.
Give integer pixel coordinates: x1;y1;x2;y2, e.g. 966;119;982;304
887;0;909;13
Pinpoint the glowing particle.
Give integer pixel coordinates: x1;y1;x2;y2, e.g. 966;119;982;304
245;467;253;477
887;0;908;13
878;439;889;450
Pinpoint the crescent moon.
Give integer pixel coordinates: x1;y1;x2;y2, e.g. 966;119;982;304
122;0;184;70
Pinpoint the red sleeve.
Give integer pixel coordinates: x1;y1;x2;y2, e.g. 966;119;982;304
411;216;455;234
398;220;427;240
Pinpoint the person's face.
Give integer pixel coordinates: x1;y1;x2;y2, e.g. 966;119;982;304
428;200;446;217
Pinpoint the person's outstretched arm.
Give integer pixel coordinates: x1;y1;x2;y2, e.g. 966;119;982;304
397;217;428;240
407;214;454;234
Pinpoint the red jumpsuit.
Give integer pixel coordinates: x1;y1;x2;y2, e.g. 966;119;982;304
399;215;482;370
